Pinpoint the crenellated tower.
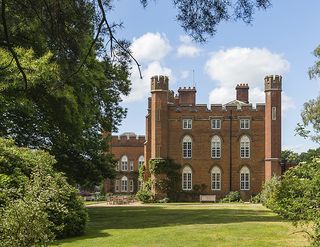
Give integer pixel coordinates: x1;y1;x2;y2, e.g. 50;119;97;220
264;75;282;180
150;75;169;160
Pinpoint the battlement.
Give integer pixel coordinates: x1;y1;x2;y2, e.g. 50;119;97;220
112;132;145;147
178;86;197;92
264;75;282;91
236;83;249;89
151;75;169;91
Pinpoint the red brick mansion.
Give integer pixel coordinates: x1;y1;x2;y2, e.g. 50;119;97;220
107;75;282;200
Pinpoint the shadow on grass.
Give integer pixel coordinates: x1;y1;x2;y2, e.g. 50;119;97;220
58;204;282;244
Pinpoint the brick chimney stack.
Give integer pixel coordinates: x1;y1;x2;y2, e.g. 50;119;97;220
178;87;196;106
235;84;249;103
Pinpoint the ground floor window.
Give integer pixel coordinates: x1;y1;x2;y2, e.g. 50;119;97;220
121;176;128;192
182;166;192;190
211;166;221;190
115;180;120;192
240;166;250;190
129;180;134;192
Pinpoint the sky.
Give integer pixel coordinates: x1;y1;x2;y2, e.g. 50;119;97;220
109;0;320;153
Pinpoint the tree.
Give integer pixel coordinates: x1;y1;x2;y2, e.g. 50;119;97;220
296;46;320;144
0;1;131;186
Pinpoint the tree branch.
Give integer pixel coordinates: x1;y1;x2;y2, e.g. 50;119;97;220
97;0;142;79
1;0;28;90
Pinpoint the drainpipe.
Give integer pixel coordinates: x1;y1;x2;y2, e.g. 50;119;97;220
229;110;233;192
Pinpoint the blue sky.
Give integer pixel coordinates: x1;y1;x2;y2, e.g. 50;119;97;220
110;0;320;153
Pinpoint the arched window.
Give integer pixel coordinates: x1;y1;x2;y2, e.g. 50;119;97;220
240;135;250;158
211;166;221;190
138;155;144;167
121;176;128;192
240;166;250;190
182;166;192;190
182;135;192;158
121;155;128;171
211;135;221;158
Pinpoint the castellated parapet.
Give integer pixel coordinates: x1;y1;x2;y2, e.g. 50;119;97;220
112;132;145;147
151;75;169;91
264;75;282;91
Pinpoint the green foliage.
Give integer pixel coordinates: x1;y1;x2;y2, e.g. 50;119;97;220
136;179;154;203
220;191;241;203
250;193;262;204
281;150;300;163
149;159;181;195
263;159;320;246
260;176;281;209
0;1;130;187
138;164;145;181
0;138;88;242
309;45;320;80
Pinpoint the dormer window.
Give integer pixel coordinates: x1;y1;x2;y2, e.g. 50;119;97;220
182;119;192;129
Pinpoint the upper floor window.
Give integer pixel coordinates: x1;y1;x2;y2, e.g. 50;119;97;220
121;176;128;192
240;135;250;158
240;166;250;190
211;119;221;129
211;135;221;158
272;107;277;120
211;166;221;190
182;119;192;129
129;161;134;171
182;135;192;158
138;155;144;167
121;155;128;171
182;166;192;191
240;119;250;129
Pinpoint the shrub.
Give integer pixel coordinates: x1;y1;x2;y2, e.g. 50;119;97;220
250;193;262;204
136;189;154;203
220;191;241;203
260;175;281;210
0;138;88;242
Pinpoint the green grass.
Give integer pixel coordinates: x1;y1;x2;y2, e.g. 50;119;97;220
57;203;309;247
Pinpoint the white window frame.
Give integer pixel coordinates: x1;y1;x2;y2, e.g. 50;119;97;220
182;119;192;129
129;180;134;192
121;155;128;171
121;176;128;192
240;119;250;129
211;119;221;129
138;155;144;167
272;107;277;120
115;180;120;192
129;161;134;171
182;135;192;158
240;135;250;158
182;166;192;191
211;166;221;190
211;135;221;158
240;166;250;190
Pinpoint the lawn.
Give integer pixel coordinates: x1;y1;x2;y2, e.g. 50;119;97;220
57;203;309;247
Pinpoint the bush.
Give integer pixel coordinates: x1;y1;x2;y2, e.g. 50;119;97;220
250;193;262;204
260;176;281;210
0;138;88;243
136;189;154;203
220;191;241;203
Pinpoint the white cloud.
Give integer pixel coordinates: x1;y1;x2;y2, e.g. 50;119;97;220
205;47;290;87
177;35;201;57
206;47;294;111
123;61;174;103
180;70;190;80
131;32;172;62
